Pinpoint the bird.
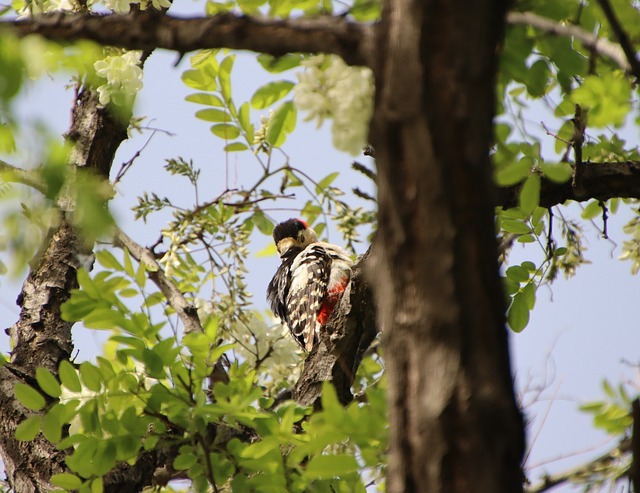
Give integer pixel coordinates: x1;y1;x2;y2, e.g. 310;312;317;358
267;218;353;351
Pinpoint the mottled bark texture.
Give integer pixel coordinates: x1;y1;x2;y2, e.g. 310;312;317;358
1;88;130;492
369;0;525;492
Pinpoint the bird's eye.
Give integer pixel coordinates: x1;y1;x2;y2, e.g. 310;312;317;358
299;233;305;242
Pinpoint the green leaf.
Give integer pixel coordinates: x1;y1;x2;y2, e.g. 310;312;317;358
50;473;83;490
525;59;550;98
36;367;61;398
196;108;232;123
500;220;531;235
257;53;303;73
316;172;340;194
507;292;530;332
571;74;631;127
181;68;217;91
174;452;198;470
42;407;62;443
79;362;102;392
224;142;248;152
495;159;531;186
210;124;240;140
256;243;277;258
91;477;104;493
522;282;536;310
304;454;359;479
237;102;254;141
252;211;273;235
96;250;123;271
218;55;235;102
15;416;40;441
540;162;572;183
519;174;541;215
266;101;296;147
15;383;46;411
59;360;81;392
581;200;603;220
185;93;225;106
506;265;529;283
250;80;294;109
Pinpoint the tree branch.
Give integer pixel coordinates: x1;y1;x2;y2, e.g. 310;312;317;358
5;11;373;67
114;228;203;335
112;229;229;384
526;438;631;493
594;0;640;81
0;159;46;193
497;161;640;209
506;11;630;73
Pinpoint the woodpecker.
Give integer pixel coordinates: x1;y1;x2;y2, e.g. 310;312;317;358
267;218;353;351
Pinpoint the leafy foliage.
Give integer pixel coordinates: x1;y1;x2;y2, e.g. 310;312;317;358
2;0;640;491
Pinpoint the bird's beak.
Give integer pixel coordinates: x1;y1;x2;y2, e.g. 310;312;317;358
276;238;296;257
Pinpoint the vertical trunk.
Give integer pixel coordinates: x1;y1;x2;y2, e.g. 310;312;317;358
1;87;128;493
370;0;525;491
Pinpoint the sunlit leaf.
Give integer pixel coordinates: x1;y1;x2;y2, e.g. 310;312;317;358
15;416;40;441
15;383;46;411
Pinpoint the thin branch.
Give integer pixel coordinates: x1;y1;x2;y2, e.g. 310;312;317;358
0;159;46;193
595;0;640;81
506;11;630;73
113;228;203;335
526;438;631;493
5;11;373;67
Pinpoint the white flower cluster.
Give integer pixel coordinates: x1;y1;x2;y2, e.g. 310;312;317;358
231;315;303;388
16;0;77;17
94;50;143;106
294;55;374;156
104;0;170;14
16;0;169;16
158;230;190;277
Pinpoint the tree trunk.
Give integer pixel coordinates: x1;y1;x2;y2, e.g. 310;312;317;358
369;0;525;491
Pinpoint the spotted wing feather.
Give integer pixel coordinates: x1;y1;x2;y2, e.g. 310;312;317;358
287;245;331;351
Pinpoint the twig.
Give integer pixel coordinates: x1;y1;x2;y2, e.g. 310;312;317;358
0;159;46;193
595;0;640;81
526;438;631;493
113;228;204;334
113;228;229;384
507;11;631;73
113;131;157;185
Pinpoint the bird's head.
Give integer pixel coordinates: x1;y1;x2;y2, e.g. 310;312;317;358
272;218;318;257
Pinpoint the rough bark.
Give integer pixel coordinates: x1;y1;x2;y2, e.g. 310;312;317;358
0;88;130;491
369;0;525;492
499;160;640;209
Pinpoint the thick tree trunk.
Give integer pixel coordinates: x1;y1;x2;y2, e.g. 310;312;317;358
0;88;129;493
369;0;525;492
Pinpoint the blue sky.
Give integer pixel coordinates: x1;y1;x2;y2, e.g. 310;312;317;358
2;13;640;491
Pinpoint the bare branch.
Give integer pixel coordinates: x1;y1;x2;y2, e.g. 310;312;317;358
113;228;203;335
5;11;373;67
507;11;630;73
